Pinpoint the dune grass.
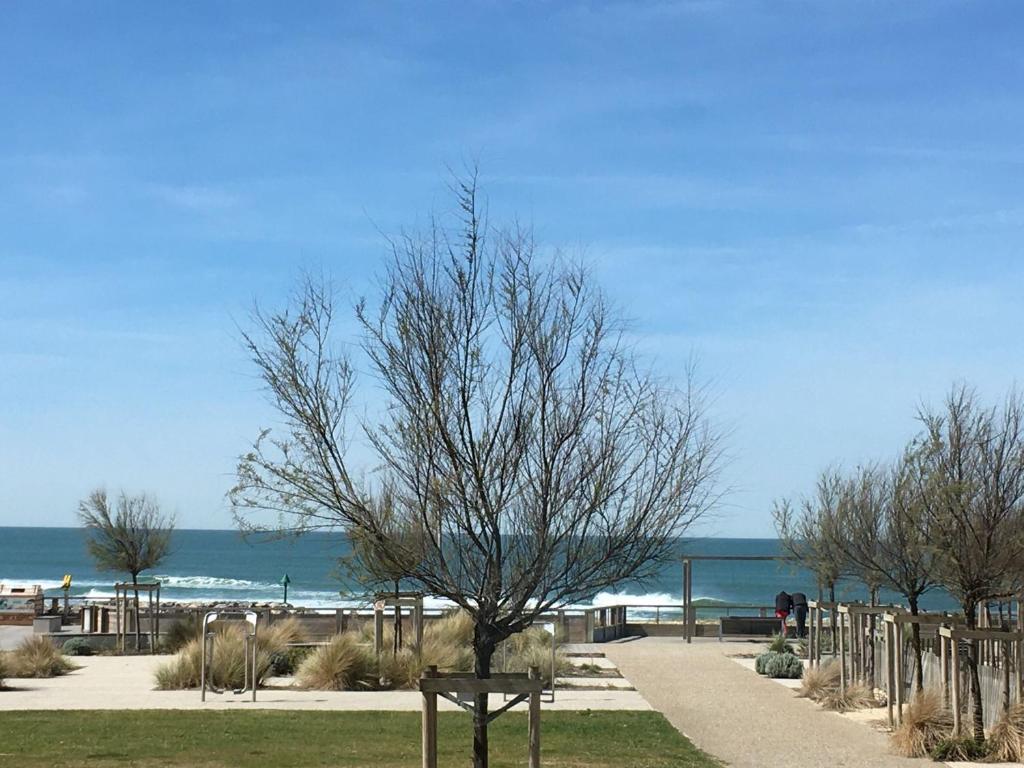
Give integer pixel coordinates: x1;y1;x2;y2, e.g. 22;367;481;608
982;701;1024;762
155;618;302;690
295;633;376;690
0;710;719;768
889;688;954;758
4;636;77;678
796;660;839;701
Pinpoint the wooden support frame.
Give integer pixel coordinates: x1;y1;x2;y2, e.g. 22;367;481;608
420;665;543;768
113;581;160;654
807;600;838;668
373;593;425;655
938;625;1024;735
881;611;961;726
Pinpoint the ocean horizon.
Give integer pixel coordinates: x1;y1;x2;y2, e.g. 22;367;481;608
0;526;959;613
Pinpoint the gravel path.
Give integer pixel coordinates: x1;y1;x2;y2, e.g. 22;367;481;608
603;636;921;768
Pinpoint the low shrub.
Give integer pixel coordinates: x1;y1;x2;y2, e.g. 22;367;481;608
268;646;311;677
62;638;94;657
9;636;76;678
154;617;304;690
929;736;988;762
983;701;1024;763
819;682;878;712
755;651;781;675
161;614;202;653
797;661;839;700
296;634;376;691
764;653;803;679
889;688;954;758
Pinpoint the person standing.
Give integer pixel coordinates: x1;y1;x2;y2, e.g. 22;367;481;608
774;591;792;636
791;592;809;638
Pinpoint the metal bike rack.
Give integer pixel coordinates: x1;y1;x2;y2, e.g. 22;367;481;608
200;610;258;702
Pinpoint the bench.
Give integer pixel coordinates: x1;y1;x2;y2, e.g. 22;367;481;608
718;616;781;641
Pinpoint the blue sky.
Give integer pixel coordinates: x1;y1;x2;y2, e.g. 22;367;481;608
1;1;1023;535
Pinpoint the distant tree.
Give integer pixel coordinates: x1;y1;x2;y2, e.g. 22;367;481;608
773;468;847;604
78;489;175;650
915;385;1024;741
231;176;722;768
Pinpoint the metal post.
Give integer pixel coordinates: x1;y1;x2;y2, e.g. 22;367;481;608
251;625;258;703
688;561;696;643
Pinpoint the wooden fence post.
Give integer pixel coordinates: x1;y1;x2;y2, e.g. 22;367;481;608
940;630;949;708
951;635;961;736
374;606;384;655
838;609;847;693
885;620;895;728
529;666;541;768
894;621;904;726
422;665;438;768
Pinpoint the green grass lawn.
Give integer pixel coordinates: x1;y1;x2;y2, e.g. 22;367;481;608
0;710;718;768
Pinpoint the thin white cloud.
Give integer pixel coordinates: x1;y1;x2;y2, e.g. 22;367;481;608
147;184;241;212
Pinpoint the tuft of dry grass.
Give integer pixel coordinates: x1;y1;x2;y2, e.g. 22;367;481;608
986;702;1024;763
797;661;840;701
0;651;7;688
7;636;77;678
819;682;879;712
154;617;303;690
889;688;954;758
376;611;476;688
501;627;572;683
296;634;376;690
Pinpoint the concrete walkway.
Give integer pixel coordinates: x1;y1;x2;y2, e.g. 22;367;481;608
0;655;649;712
603;636;920;768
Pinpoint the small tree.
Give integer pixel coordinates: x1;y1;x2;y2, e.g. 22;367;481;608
773;468;847;604
232;177;722;767
834;459;940;690
78;489;174;650
339;506;428;654
915;385;1024;741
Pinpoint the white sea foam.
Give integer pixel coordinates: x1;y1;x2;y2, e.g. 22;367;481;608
150;575;266;590
4;574;724;612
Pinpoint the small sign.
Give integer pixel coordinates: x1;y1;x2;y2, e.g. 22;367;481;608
62;574;72;590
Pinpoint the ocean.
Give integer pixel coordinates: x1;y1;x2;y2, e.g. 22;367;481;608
0;527;959;614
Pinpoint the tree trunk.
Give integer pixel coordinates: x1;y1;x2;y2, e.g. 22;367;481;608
964;602;985;742
132;573;141;652
908;596;924;692
829;582;837;655
472;629;497;768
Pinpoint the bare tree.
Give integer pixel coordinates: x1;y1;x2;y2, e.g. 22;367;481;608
78;489;174;650
834;459;940;690
773;468;847;605
915;385;1024;740
231;177;722;767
